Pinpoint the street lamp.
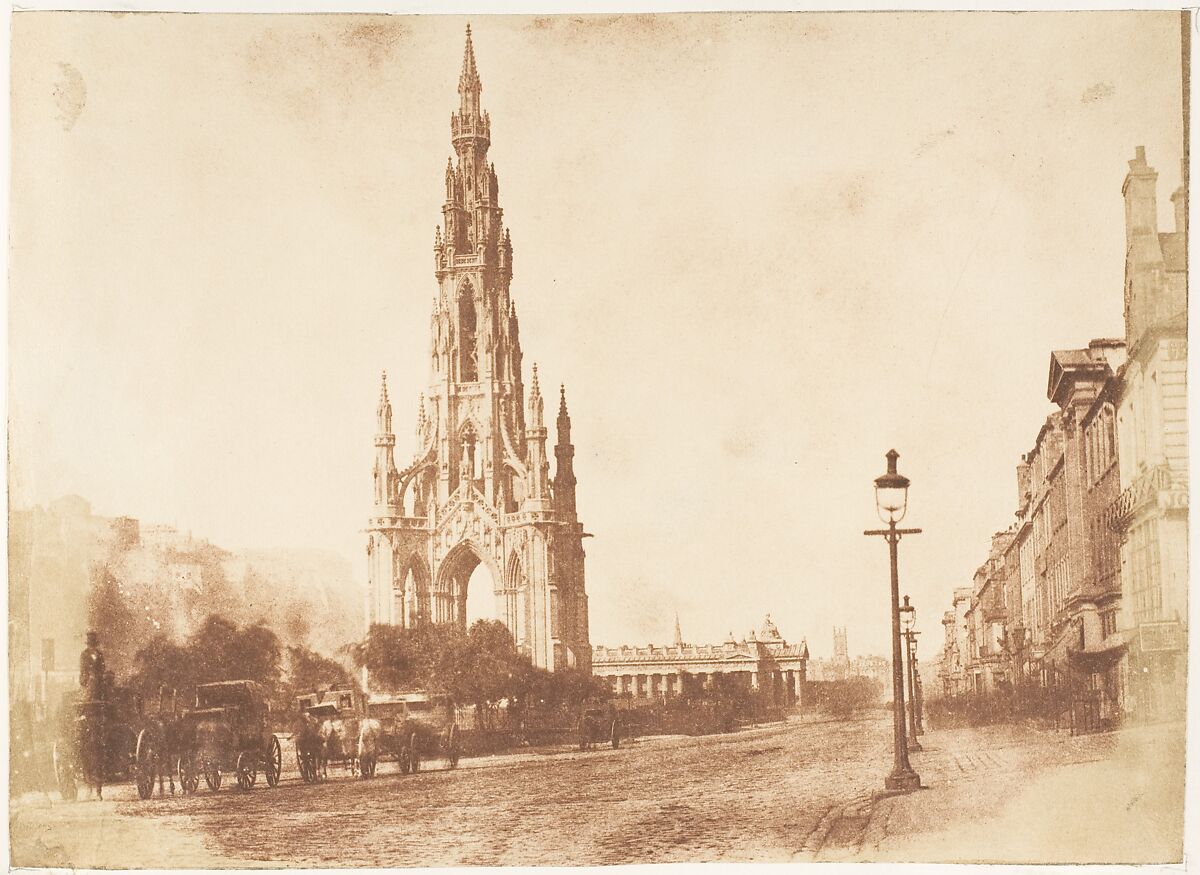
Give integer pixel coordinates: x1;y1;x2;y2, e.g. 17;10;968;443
865;450;922;792
901;595;922;751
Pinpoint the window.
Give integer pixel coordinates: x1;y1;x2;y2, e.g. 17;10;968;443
1129;519;1163;622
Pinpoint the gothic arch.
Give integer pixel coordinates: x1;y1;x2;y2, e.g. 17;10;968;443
434;540;501;628
394;552;432;626
505;550;527;646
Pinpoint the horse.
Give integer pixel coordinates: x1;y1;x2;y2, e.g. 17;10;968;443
295;712;323;783
135;689;184;798
75;701;107;800
319;719;342;779
357;717;382;778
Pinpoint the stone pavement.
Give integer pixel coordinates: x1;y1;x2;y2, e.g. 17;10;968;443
805;720;1185;864
11;715;892;867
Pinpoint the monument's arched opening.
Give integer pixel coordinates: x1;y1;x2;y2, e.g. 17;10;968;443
436;542;499;628
465;563;500;627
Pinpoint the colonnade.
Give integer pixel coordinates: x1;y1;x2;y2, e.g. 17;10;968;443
601;668;805;704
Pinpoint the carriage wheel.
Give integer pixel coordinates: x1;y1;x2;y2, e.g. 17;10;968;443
134;730;156;800
610;721;620;750
264;737;282;788
203;761;222;792
409;733;420;774
53;741;78;801
235;751;257;790
398;745;411;775
297;749;316;784
178;753;200;795
447;726;460;769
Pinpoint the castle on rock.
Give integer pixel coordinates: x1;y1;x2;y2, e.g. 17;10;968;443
366;28;591;672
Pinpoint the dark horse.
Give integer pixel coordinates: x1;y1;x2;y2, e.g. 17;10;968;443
75;700;108;800
135;688;186;798
295;712;323;783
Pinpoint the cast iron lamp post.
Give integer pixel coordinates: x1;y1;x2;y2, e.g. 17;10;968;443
900;595;922;751
865;450;922;792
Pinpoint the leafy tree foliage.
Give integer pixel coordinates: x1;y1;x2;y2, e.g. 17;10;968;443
128;614;283;701
353;620;608;720
277;645;357;712
807;677;883;717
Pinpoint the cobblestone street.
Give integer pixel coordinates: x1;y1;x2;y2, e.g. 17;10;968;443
10;716;1185;867
13;716;890;867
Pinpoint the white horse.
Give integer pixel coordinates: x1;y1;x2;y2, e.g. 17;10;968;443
357;717;382;778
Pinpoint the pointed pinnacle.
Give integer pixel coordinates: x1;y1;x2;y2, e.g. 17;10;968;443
460;23;480;90
559;384;568;416
530;363;540;393
379;370;389;402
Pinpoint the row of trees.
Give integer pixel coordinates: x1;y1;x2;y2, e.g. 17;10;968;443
129;614;354;713
352;621;608;724
124;614;607;725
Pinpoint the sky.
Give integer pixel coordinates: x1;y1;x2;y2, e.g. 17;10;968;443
9;11;1186;658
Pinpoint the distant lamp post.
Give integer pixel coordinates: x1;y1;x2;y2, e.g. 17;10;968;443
865;450;922;792
900;595;922;751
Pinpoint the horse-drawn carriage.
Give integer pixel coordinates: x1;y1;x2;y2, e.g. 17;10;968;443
367;691;460;774
578;702;620;751
294;689;362;782
51;687;140;801
177;681;282;792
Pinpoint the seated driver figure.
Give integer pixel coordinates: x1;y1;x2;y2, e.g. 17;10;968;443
79;631;105;701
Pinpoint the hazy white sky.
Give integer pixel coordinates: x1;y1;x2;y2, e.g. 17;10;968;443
10;12;1185;657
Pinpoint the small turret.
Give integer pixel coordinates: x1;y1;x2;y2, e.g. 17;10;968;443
376;371;392;434
554;384;577;516
524;365;549;503
373;371;397;508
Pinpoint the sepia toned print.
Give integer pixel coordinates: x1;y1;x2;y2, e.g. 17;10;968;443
8;10;1189;867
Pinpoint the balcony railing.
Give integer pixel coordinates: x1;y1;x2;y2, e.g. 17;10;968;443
1107;465;1183;530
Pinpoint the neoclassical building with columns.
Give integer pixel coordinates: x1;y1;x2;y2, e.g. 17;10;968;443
592;615;809;703
366;27;590;673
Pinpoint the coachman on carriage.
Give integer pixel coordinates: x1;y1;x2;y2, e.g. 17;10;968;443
51;633;140;801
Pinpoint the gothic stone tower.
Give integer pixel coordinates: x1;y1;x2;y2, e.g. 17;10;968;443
366;27;590;673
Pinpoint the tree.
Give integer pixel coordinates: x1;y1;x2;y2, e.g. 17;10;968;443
130;633;195;698
276;645;357;712
353;623;421;691
86;564;139;676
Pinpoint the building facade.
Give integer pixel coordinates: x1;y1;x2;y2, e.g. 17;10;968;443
1108;148;1189;720
365;29;591;672
591;615;808;703
938;145;1187;730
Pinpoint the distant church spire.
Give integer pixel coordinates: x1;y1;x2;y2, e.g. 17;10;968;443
673;613;683;648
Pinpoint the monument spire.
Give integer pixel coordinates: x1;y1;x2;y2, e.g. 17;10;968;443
368;27;589;675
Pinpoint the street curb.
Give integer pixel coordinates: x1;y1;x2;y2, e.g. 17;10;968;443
793;791;874;861
793;804;842;859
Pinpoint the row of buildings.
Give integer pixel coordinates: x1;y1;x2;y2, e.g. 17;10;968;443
938;147;1188;728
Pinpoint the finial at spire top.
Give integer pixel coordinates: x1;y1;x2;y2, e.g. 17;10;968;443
559;384;568;415
460;22;480;93
379;370;389;401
